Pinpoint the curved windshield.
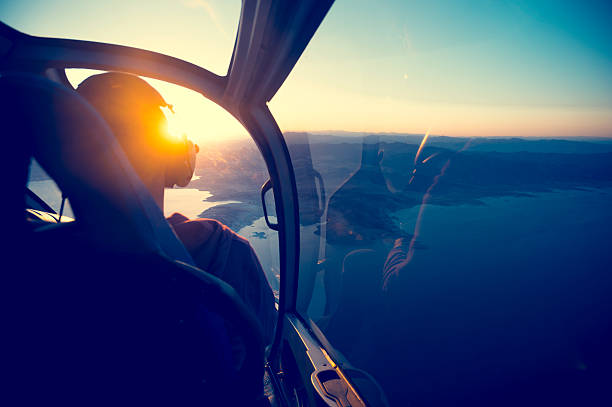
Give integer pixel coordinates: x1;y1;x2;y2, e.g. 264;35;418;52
0;0;240;75
271;1;612;406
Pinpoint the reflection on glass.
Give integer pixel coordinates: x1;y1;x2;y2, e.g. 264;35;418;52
287;131;612;406
273;0;612;402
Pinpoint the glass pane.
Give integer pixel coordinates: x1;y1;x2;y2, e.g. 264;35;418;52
27;158;74;219
0;0;241;75
273;1;612;405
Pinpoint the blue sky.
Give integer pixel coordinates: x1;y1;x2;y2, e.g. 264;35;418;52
2;0;611;138
272;0;612;137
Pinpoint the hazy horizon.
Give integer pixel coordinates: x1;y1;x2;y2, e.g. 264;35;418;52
289;130;612;140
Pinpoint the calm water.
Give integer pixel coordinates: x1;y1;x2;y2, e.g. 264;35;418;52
27;178;237;220
164;187;239;219
325;187;612;407
238;216;280;297
392;187;612;276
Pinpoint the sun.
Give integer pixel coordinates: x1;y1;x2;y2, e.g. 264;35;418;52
66;69;250;144
160;105;185;141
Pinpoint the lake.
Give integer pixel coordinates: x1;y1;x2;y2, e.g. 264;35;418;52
314;186;612;407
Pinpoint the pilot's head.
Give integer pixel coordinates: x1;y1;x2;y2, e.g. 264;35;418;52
76;72;197;207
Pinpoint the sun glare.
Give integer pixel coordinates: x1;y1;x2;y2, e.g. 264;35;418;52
160;105;183;141
66;69;249;145
146;77;249;144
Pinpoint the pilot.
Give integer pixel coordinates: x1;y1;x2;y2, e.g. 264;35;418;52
76;72;276;343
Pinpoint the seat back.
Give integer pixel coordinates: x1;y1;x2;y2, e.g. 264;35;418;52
14;222;252;405
0;72;193;262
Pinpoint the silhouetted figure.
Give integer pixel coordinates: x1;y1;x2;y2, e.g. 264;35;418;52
325;136;397;246
77;72;276;343
320;136;399;326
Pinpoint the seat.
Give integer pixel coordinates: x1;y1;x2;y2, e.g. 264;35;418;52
0;72;265;405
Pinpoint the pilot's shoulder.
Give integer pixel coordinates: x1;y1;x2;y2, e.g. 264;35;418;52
168;213;252;244
166;212;189;225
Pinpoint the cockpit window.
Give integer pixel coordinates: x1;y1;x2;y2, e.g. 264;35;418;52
0;1;241;75
66;70;281;300
271;1;612;406
27;158;74;220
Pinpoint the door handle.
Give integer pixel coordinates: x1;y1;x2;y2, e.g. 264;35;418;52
261;179;279;231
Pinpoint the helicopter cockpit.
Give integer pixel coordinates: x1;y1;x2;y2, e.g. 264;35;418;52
1;1;380;406
4;1;612;406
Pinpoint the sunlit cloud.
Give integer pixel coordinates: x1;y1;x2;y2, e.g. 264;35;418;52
183;0;229;40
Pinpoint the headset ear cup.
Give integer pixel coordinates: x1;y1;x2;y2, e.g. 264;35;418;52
164;157;185;188
173;160;192;188
165;138;197;188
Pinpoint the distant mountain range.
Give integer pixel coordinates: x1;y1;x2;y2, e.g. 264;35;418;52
292;131;612;153
193;132;612;234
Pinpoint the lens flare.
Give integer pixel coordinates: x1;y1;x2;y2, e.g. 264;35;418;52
422;152;439;164
414;130;430;166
